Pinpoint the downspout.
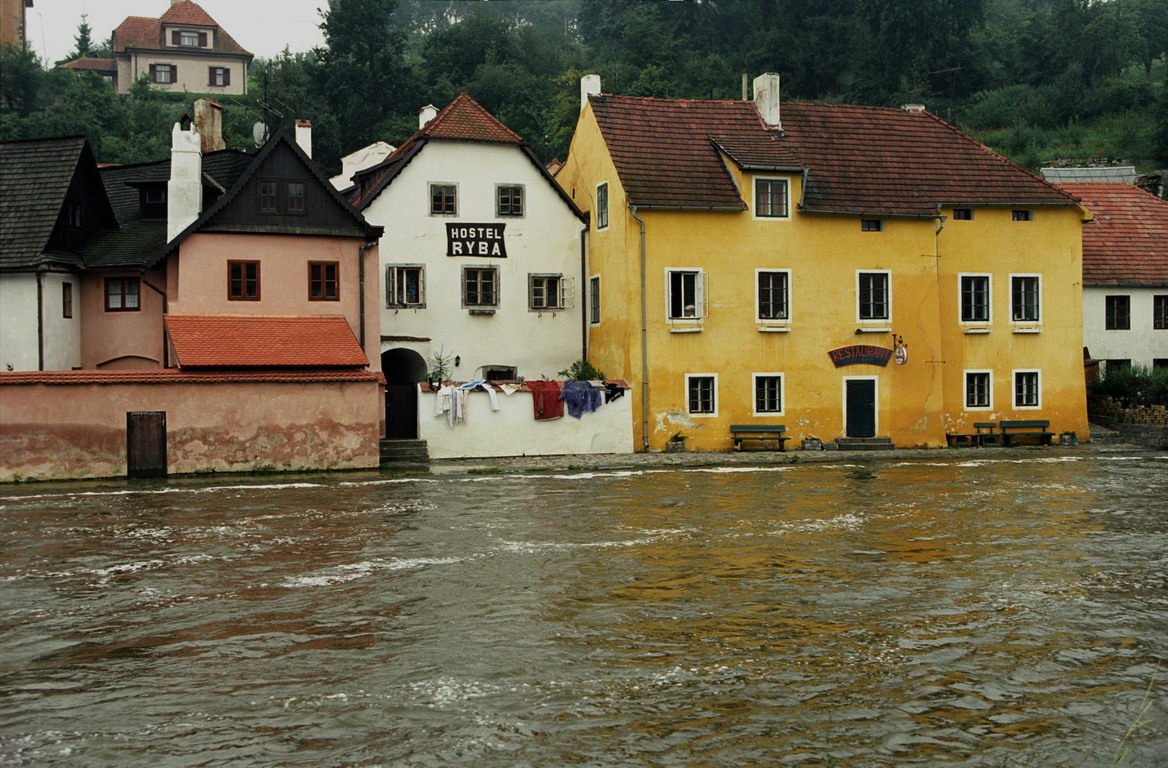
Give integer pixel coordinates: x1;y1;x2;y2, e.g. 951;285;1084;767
36;270;44;371
630;205;649;451
140;272;169;367
580;227;588;361
358;241;377;353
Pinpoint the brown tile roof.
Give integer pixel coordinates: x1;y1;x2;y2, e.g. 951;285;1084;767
60;57;116;72
166;314;369;368
113;2;251;57
422;93;523;144
1057;183;1168;285
0;369;381;385
587;95;1078;216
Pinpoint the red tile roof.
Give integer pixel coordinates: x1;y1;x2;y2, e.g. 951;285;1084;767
60;57;116;72
113;2;250;57
1057;183;1168;285
0;369;380;386
165;314;369;368
587;95;1078;216
421;93;523;144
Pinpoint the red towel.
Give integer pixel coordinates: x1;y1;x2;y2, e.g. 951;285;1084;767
527;380;564;420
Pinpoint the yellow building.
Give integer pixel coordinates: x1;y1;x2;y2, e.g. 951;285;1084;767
556;74;1091;452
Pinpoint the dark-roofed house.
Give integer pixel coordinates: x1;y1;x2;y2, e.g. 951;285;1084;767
348;94;590;449
556;74;1093;451
109;0;252;95
0;135;117;372
1056;183;1168;371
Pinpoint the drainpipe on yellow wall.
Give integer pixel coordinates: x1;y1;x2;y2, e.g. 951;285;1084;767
580;227;588;362
630;205;649;451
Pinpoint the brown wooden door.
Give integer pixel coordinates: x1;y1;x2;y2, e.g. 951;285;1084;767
384;385;418;439
127;411;167;479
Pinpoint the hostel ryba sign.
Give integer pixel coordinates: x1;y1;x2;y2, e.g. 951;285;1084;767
447;223;507;257
827;345;893;367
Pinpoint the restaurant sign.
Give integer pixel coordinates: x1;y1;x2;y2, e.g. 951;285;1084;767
447;223;507;258
828;345;893;367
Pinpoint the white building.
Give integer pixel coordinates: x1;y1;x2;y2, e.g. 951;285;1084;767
1057;182;1168;371
348;94;588;441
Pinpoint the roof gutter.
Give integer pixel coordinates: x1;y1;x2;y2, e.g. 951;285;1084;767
630;205;650;452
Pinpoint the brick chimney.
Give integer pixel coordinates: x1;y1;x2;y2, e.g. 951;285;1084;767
418;104;438;129
580;74;601;111
753;73;781;130
295;119;312;158
193;99;224;153
168;121;202;242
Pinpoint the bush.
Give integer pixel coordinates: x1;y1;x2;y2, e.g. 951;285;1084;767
558;359;606;381
1088;364;1168;408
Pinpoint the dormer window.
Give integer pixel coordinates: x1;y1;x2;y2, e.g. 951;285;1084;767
172;30;207;47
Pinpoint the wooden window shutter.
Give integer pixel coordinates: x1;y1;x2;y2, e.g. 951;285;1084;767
171;30;180;45
198;32;207;47
170;64;177;83
223;68;230;86
149;64;157;78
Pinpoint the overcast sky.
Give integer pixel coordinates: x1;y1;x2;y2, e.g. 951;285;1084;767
28;0;329;64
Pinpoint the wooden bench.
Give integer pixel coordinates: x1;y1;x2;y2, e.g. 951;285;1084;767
999;419;1054;446
946;422;1001;447
730;424;789;452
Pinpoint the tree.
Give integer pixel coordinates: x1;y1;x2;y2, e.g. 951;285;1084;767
71;14;93;60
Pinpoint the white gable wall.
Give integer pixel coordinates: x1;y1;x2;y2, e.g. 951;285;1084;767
1084;285;1168;368
366;140;586;380
0;272;82;372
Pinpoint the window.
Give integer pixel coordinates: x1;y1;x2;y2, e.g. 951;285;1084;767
178;30;200;47
484;366;517;381
1010;275;1040;323
150;64;176;84
960;274;990;323
309;261;339;301
258;180;279;213
861;219;883;232
589;275;600;325
754;374;784;415
430;184;456;215
952;208;973;220
387;265;424;308
754;179;789;219
596;182;608;230
228;261;260;301
62;283;73;319
1154;359;1168;370
208;67;230;87
756;270;789;321
686;374;716;415
1012;209;1032;222
1105;295;1131;330
529;274;570;311
105;277;140;312
286;181;306;214
1153;295;1167;330
858;271;890;321
65;202;82;229
497;185;523;217
667;269;705;320
463;267;498;308
1013;370;1040;409
964;371;992;409
1105;359;1132;372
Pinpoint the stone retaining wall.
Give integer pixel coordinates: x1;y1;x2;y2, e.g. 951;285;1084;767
1089;400;1168;449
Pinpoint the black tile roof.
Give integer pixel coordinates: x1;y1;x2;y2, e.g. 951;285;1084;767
0;136;89;269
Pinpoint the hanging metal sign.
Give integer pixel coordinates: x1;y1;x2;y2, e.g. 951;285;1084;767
827;345;893;367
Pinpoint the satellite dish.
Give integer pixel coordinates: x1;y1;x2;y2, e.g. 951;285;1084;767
252;121;269;147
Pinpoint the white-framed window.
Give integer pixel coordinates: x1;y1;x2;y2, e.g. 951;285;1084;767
209;66;230;87
1013;369;1041;409
952;208;973;220
387;265;425;308
179;30;200;47
666;268;707;323
753;178;790;220
529;273;573;311
753;373;784;415
756;269;790;322
1010;274;1041;324
589;275;600;325
496;185;524;217
1012;209;1032;222
959;273;991;324
686;374;717;416
861;219;883;232
1153;295;1168;330
430;183;457;215
857;270;890;322
596;182;609;230
463;266;498;308
964;370;993;410
149;63;176;84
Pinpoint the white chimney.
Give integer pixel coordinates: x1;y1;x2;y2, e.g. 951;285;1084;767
753;73;781;130
193;99;224;153
902;103;926;114
418;104;438;129
295;119;312;158
580;74;601;111
167;121;202;242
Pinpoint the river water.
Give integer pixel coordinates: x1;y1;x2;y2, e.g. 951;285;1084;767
1;454;1166;767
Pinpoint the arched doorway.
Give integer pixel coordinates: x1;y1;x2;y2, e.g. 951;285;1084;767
382;348;427;439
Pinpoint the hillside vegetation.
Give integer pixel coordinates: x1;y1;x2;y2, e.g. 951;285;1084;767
2;0;1165;179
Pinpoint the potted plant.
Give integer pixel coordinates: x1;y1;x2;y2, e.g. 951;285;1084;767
665;432;687;453
1060;431;1078;446
427;350;453;389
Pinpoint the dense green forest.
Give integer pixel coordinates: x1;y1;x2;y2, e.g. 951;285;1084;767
2;0;1166;180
